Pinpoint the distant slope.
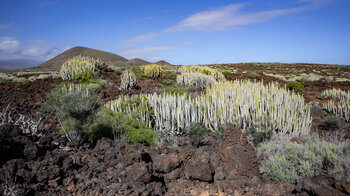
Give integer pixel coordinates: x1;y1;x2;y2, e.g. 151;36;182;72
155;60;171;66
125;58;151;66
33;46;128;71
0;59;43;70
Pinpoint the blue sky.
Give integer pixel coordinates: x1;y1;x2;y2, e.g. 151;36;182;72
0;0;350;65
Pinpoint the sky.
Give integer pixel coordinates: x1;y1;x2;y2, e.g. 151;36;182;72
0;0;350;65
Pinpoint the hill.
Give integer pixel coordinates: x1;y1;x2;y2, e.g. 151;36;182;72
33;46;128;71
126;58;151;66
155;60;171;66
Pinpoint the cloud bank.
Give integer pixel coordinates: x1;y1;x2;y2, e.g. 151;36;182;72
0;36;61;61
165;0;332;32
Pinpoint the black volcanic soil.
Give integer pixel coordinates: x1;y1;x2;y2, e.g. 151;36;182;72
0;66;350;195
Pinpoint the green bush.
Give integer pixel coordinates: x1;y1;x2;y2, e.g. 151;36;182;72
162;84;193;95
245;71;260;79
88;108;126;142
73;72;94;84
127;128;157;146
184;123;210;147
41;84;100;141
162;79;174;86
259;135;350;183
319;115;341;131
162;72;177;80
286;81;304;93
222;71;231;75
244;118;274;147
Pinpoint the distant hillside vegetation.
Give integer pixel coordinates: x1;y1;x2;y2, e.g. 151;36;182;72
33;46;129;71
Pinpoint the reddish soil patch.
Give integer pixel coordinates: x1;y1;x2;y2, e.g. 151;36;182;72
0;78;62;117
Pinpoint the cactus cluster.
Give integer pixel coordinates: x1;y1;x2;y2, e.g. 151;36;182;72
106;80;311;136
141;64;164;78
120;70;137;89
321;88;350;100
176;72;216;90
322;88;350;122
179;65;226;82
60;55;102;80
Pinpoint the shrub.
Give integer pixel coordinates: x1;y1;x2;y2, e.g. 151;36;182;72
120;69;137;89
184;123;210;147
162;84;193;95
60;55;102;80
88;108;127;142
162;72;177;80
73;72;94;84
286;81;304;93
127;128;157;146
319;115;341;131
259;135;350;183
37;74;51;80
245;71;260;79
162;79;174;86
244;118;275;147
41;84;100;141
176;72;216;91
222;71;231;75
141;64;164;78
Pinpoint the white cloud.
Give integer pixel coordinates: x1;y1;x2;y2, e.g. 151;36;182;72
123;32;159;43
0;37;20;51
119;46;179;61
0;36;61;60
165;0;332;32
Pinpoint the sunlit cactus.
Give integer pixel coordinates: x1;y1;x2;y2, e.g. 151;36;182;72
176;72;216;90
60;55;102;80
179;65;226;82
321;88;350;100
141;64;164;78
106;80;311;136
120;69;137;89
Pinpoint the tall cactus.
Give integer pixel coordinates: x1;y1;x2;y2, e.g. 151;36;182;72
106;80;311;136
60;55;102;80
141;64;164;78
120;70;137;89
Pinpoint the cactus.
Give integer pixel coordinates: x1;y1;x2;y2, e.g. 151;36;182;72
120;69;137;89
141;64;163;78
106;80;311;136
176;72;216;90
60;55;102;80
179;65;226;82
321;88;350;100
322;88;350;122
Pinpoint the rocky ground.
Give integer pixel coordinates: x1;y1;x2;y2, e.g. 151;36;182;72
1;123;349;196
1;66;350;195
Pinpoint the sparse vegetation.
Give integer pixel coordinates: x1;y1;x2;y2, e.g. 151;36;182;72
73;72;94;84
